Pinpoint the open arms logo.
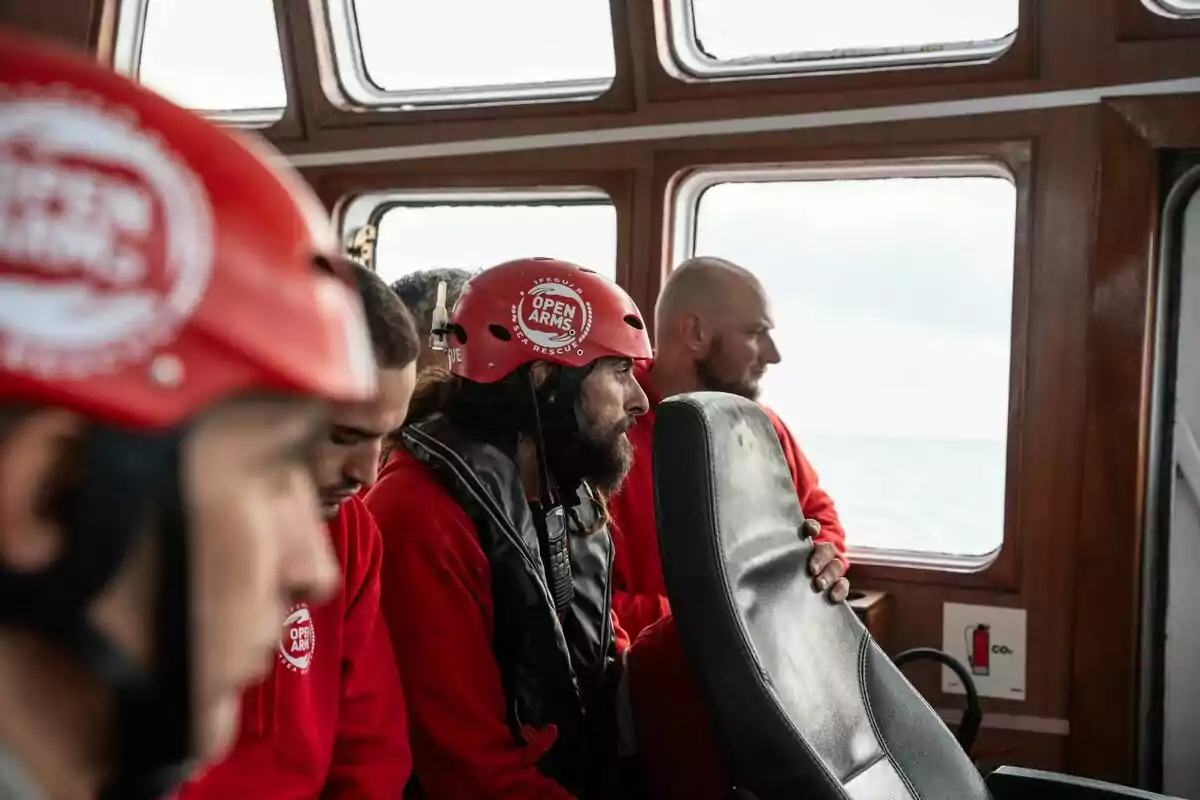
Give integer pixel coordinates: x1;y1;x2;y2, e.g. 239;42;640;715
513;278;594;356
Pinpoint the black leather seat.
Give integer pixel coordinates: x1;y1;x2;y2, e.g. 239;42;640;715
651;391;1180;800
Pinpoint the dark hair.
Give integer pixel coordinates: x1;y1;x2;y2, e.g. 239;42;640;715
388;366;527;452
393;367;611;528
389;269;473;338
382;364;545;467
346;260;421;369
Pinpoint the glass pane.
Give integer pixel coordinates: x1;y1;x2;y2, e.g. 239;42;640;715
688;0;1019;61
691;175;1017;556
138;0;287;113
374;203;618;285
353;0;616;94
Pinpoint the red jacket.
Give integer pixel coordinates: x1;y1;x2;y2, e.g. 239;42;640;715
608;361;849;639
366;447;629;800
175;496;411;799
628;615;731;799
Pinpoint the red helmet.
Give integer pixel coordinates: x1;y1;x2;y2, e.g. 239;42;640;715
0;28;377;427
448;257;651;383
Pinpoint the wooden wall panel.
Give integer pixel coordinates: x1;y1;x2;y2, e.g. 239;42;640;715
1113;94;1200;147
972;728;1068;775
1068;104;1162;784
1;0;106;53
1116;0;1200;41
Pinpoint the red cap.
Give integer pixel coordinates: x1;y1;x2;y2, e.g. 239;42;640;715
448;257;652;383
0;29;377;429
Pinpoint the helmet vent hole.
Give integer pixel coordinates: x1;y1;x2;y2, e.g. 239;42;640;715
488;325;512;341
623;315;645;331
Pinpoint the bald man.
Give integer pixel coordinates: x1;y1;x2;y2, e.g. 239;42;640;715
609;256;849;641
652;255;782;400
615;257;851;799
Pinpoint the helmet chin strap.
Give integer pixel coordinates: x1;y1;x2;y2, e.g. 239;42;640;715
522;363;598;617
532;363;595;507
523;368;573;616
0;425;195;800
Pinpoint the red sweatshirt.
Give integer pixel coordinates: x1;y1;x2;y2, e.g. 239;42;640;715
175;495;411;799
628;615;731;799
366;447;628;800
608;361;849;640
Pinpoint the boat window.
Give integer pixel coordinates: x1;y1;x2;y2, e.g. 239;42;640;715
331;0;617;108
664;0;1019;79
674;165;1018;565
116;0;287;126
344;189;619;285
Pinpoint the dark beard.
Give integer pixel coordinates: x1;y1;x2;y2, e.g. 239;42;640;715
534;365;634;496
544;422;633;496
696;351;759;401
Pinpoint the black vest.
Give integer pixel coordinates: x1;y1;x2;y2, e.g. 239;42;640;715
401;415;621;797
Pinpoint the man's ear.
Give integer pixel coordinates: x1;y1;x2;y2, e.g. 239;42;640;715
529;361;554;388
680;312;709;353
0;409;85;572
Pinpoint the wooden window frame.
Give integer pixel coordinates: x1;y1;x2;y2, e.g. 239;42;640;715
339;185;622;284
654;141;1034;590
287;0;637;132
308;169;639;292
1119;0;1200;40
637;0;1039;104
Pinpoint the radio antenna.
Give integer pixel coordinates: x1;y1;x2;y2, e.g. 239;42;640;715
429;280;450;352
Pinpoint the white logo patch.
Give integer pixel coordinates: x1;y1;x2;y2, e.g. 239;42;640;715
279;603;315;674
0;95;214;379
512;278;593;357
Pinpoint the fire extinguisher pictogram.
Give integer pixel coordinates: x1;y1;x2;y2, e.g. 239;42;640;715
965;624;991;676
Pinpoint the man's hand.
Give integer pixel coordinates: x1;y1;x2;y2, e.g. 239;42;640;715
802;519;850;603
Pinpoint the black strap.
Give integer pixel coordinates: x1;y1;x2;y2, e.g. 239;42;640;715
524;365;584;614
533;363;595;509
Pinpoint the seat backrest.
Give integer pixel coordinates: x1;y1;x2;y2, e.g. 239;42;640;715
652;392;992;800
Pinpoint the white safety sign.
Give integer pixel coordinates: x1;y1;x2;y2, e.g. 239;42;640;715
941;602;1027;701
